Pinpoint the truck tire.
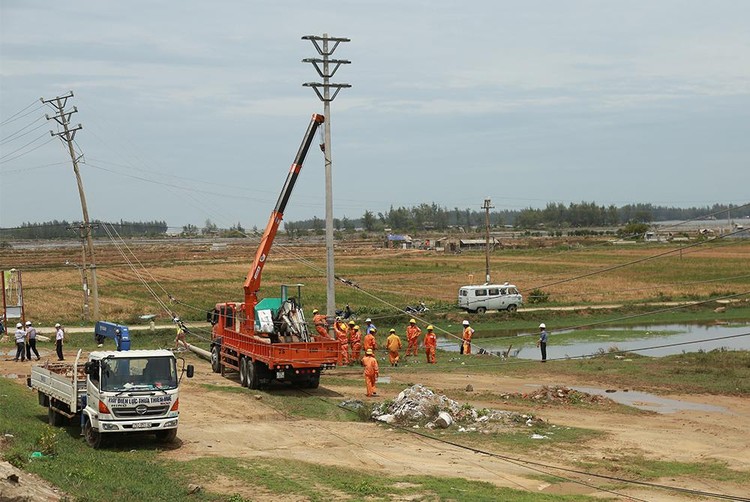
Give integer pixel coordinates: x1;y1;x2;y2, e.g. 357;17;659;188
211;345;222;373
247;359;260;390
306;374;320;389
239;357;248;387
507;304;518;313
155;428;178;443
84;420;105;449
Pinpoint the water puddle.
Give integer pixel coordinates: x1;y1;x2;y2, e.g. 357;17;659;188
438;321;750;359
571;386;733;414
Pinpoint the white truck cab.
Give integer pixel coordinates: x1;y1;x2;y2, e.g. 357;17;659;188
458;282;523;313
31;349;193;448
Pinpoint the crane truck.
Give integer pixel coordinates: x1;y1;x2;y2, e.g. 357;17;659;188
30;322;194;448
207;113;339;389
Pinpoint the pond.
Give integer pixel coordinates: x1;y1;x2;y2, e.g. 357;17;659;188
437;321;750;360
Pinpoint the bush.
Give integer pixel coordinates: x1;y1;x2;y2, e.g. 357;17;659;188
527;289;549;304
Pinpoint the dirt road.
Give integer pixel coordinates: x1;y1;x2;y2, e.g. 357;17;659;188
2;347;748;500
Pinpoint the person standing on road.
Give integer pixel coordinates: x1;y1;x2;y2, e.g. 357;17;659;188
54;323;65;361
14;323;26;362
385;328;402;367
537;323;548;362
424;325;437;364
25;321;40;360
362;348;379;397
461;320;474;355
405;319;421;357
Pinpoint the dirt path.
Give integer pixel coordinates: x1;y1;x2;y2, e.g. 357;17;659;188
2;348;749;500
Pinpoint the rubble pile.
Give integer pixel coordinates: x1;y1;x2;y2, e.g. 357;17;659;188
371;384;545;431
500;385;612;405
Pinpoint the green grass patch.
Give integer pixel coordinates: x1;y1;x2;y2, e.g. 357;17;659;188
576;454;749;483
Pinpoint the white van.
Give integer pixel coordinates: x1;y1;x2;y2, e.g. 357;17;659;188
458;283;523;313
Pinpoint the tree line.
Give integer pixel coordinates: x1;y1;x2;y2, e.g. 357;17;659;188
0;220;168;239
284;202;750;234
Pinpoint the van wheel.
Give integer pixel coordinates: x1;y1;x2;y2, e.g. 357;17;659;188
476;307;486;314
507;304;518;313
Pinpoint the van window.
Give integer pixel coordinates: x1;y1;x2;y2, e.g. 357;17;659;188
500;288;507;295
475;289;487;297
488;288;499;295
460;290;468;297
508;287;519;295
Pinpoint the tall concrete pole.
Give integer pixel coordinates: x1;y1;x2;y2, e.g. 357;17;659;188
482;198;494;284
302;34;351;324
42;92;100;321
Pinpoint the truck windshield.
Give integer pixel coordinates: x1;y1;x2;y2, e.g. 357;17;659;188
100;357;178;392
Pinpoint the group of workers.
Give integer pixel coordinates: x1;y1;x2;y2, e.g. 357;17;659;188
10;321;65;362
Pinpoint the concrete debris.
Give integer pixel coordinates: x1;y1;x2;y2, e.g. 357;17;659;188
531;434;548;439
371;384;546;431
339;399;365;411
499;385;613;406
435;411;453;428
187;484;201;495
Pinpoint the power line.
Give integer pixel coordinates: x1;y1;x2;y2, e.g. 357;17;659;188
0;100;44;127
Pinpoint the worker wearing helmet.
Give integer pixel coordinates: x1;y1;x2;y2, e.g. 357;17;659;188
174;317;188;352
312;308;328;339
364;318;376;336
14;322;26;362
363;326;377;355
25;320;40;361
405;318;421;357
350;324;362;362
461;320;474;355
334;317;350;365
424;325;437;364
537;323;548;362
385;328;402;367
362;348;379;397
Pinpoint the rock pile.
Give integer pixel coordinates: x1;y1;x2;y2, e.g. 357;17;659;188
500;385;612;405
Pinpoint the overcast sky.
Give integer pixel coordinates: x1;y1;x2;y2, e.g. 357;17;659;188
1;1;749;231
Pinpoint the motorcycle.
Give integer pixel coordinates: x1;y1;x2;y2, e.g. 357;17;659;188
404;301;429;314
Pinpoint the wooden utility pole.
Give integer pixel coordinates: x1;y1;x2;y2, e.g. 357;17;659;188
302;34;351;324
42;92;100;321
482;198;494;283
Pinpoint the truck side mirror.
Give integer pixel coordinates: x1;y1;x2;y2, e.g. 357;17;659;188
186;364;194;378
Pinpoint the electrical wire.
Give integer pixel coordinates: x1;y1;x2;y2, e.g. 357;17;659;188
0;100;44;127
0;132;55;163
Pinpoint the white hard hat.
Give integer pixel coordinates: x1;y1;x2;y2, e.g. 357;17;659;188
16;322;23;328
365;318;372;323
55;323;61;328
173;317;180;322
539;323;546;329
25;321;32;326
462;320;470;326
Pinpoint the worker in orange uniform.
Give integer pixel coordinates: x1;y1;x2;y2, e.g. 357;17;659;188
405;318;421;356
349;323;362;363
362;348;379;397
312;309;328;339
424;325;437;364
385;328;402;367
461;320;474;355
363;327;377;356
334;317;350;365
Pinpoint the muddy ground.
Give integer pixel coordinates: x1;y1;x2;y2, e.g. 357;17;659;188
2;344;749;501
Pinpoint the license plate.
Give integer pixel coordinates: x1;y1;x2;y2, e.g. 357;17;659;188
276;371;285;379
132;422;152;429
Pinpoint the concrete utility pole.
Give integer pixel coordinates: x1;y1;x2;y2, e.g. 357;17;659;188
482;198;494;283
42;92;100;321
302;33;351;324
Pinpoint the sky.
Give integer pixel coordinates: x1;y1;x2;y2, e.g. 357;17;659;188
1;0;749;231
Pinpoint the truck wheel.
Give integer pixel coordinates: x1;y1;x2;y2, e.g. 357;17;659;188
476;307;487;314
507;304;518;313
239;357;248;387
48;406;64;427
211;345;222;373
307;374;320;389
155;429;178;443
84;420;105;449
247;359;259;390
